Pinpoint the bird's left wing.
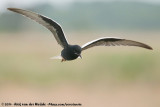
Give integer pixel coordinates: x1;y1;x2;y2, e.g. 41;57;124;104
82;37;153;51
8;8;68;48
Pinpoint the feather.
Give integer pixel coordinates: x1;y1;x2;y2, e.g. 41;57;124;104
8;8;68;48
82;37;153;51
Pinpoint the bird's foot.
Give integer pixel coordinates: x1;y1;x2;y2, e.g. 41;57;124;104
61;58;66;62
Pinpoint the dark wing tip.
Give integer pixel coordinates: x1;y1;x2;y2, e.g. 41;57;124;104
7;8;13;10
145;45;153;50
122;39;153;50
7;8;20;13
142;45;153;50
8;8;16;11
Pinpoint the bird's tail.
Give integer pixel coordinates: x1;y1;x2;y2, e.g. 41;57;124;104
50;55;62;60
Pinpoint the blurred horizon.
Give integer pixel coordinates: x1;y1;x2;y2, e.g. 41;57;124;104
1;1;160;33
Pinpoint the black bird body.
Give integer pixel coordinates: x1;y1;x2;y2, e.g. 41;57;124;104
8;8;153;62
61;45;82;61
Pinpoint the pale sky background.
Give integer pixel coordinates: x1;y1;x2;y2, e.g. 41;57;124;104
0;0;160;12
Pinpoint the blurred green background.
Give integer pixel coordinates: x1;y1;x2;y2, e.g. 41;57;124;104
0;0;160;107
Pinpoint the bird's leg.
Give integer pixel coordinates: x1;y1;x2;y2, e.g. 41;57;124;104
61;58;66;62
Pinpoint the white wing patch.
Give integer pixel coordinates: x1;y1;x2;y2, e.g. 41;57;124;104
82;37;120;48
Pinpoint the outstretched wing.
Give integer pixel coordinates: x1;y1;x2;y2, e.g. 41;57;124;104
8;8;68;48
82;37;153;51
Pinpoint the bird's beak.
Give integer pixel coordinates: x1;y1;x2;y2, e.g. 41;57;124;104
75;53;82;59
79;54;82;59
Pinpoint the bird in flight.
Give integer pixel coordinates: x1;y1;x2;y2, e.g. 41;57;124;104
8;8;152;62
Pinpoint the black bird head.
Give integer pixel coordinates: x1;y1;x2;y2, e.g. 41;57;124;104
72;45;82;58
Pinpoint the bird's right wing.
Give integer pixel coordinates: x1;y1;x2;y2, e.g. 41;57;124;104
8;8;68;48
82;37;153;51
